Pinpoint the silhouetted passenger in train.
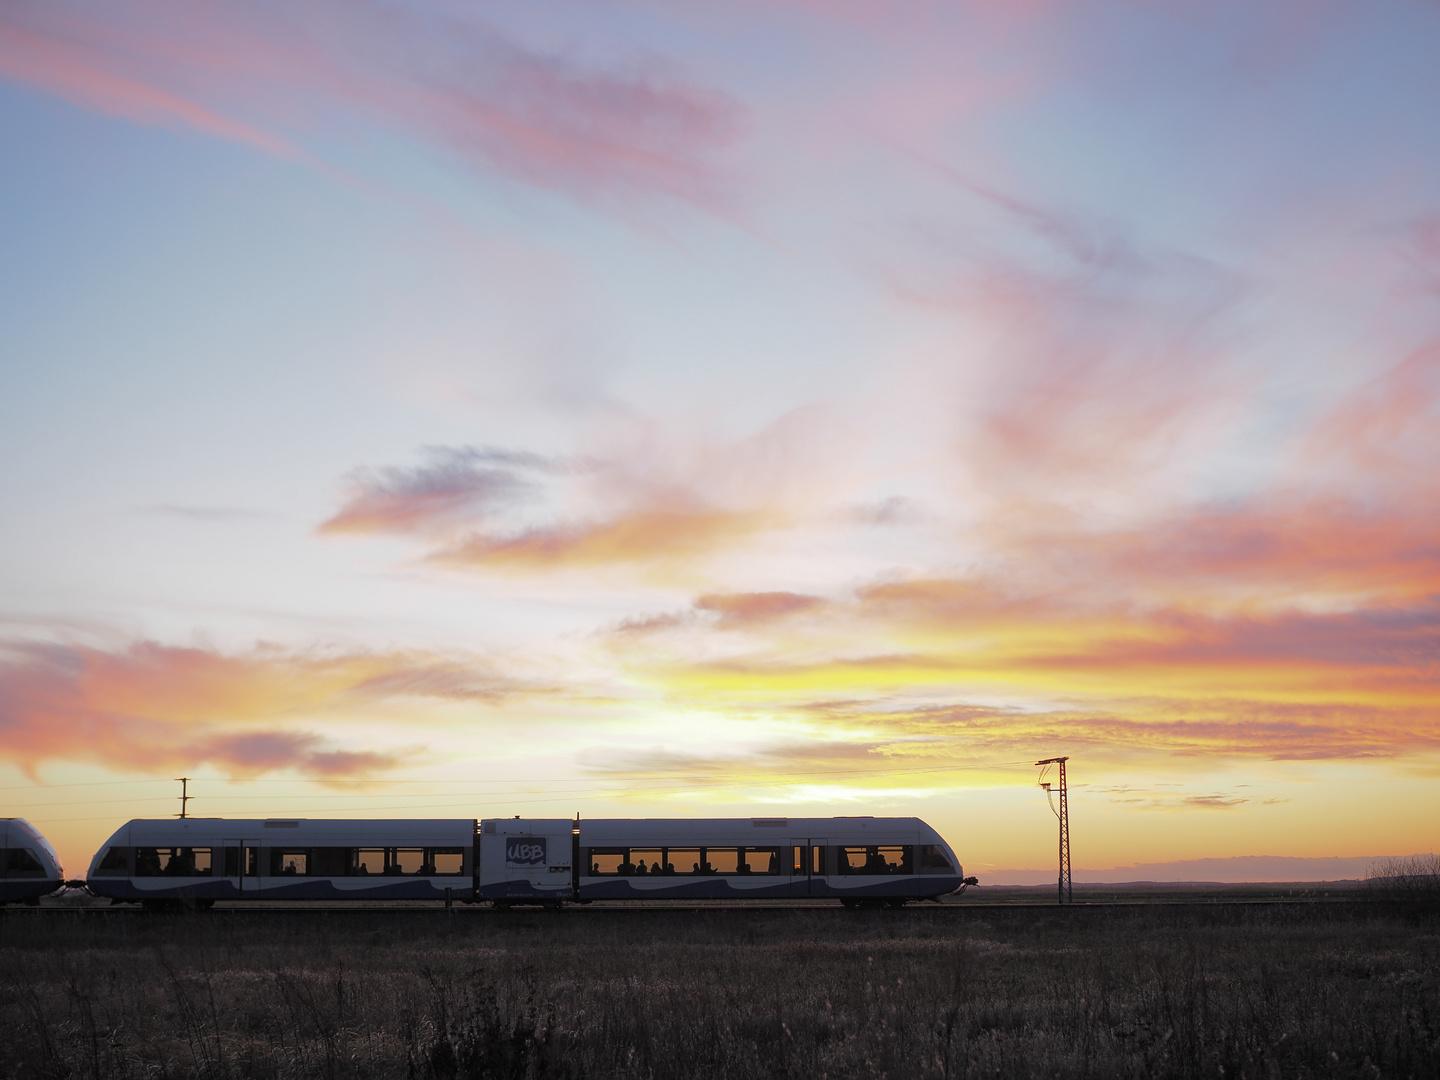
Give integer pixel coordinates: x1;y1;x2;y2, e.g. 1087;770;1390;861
635;860;648;875
357;862;370;875
664;862;675;875
738;860;751;874
692;862;701;874
135;848;162;876
592;862;600;875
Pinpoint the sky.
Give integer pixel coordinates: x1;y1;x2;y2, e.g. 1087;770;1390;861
2;0;1439;882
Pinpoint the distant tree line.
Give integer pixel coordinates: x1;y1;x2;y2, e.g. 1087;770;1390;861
1366;853;1440;905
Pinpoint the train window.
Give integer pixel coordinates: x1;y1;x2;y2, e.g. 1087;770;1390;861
629;849;664;875
271;850;309;876
135;847;213;877
355;848;385;875
223;848;239;876
311;848;350;877
669;849;702;874
706;848;740;874
918;845;954;874
4;848;44;876
429;849;465;876
586;849;626;875
739;848;782;875
837;846;913;875
96;846;129;874
392;848;425;875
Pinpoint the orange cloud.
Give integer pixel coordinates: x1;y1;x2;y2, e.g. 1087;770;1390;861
0;639;545;776
434;508;772;570
597;549;1440;766
999;497;1440;610
321;439;793;572
695;591;825;628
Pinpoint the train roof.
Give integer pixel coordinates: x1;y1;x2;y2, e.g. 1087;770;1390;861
487;816;947;845
101;818;476;846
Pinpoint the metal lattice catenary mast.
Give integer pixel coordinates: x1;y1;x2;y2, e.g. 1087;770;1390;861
1036;757;1071;903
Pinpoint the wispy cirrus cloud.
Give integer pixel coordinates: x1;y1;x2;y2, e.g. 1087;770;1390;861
0;0;744;210
0;19;299;157
1301;339;1440;487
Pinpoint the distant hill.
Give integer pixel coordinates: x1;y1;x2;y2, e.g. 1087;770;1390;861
980;854;1433;886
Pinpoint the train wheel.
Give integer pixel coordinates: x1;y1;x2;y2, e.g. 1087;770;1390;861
840;898;860;909
885;898;907;909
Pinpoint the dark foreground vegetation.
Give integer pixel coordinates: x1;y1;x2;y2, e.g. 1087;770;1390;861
3;900;1437;1079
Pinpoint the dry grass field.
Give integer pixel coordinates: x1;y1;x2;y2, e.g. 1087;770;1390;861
2;899;1437;1079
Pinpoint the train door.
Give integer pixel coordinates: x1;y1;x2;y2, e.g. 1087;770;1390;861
806;839;828;898
223;838;257;897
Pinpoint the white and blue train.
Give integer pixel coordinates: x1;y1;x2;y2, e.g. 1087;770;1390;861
1;818;65;905
85;815;970;908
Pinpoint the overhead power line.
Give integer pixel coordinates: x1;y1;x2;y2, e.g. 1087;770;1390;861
0;759;1039;795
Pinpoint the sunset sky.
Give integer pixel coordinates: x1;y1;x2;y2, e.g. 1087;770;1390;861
2;0;1438;881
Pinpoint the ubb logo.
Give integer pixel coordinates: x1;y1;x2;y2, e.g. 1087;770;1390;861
505;837;547;867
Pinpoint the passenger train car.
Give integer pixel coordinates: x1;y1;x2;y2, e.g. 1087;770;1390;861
86;818;473;907
1;818;65;905
86;815;968;908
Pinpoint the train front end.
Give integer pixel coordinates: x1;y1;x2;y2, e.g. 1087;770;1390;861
2;818;64;905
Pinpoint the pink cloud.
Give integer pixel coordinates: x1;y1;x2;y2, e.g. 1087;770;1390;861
434;508;771;570
320;450;538;537
0;20;297;157
1301;339;1440;484
320;434;803;571
0;638;545;775
695;591;825;628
